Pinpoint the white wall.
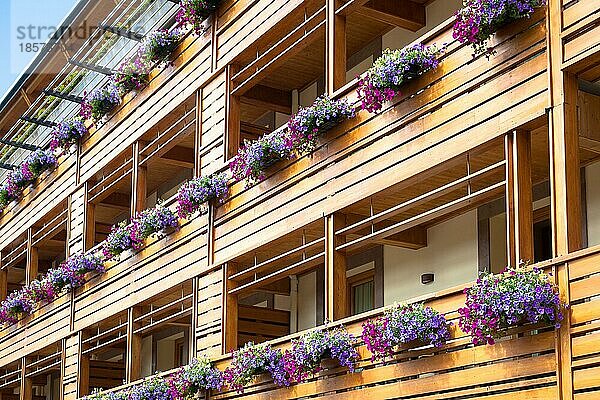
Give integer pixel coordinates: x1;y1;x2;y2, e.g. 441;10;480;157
489;213;507;273
586;162;600;246
382;0;462;50
383;210;478;304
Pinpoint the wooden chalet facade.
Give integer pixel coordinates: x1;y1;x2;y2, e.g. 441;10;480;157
0;0;599;398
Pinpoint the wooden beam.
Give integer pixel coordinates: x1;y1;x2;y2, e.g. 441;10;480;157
19;358;31;400
26;229;38;285
159;145;195;169
194;89;202;177
547;2;576;399
78;333;89;398
222;263;239;354
326;0;347;94
505;130;534;266
84;185;96;251
579;136;600;155
240;85;292;115
225;65;241;161
357;0;425;32
344;213;428;249
126;307;142;383
100;192;131;210
131;142;147;217
0;267;6;302
325;213;347;321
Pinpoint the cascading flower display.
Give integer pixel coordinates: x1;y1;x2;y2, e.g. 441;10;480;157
22;149;57;177
362;303;451;361
0;185;12;212
1;289;35;323
223;342;288;392
112;58;150;96
50;117;88;152
48;252;105;292
83;389;129;400
0;252;104;325
458;265;563;345
86;83;121;120
357;44;442;113
453;0;546;56
176;0;221;35
102;220;143;260
288;95;356;155
141;28;184;64
168;357;223;399
282;325;358;384
229;130;295;186
176;173;229;218
129;376;171;400
130;203;179;241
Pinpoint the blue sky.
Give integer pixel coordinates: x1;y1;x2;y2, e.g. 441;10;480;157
0;0;76;96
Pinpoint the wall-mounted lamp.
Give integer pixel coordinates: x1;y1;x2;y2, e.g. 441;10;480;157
421;273;434;285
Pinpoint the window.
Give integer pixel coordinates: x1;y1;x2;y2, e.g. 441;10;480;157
348;270;375;315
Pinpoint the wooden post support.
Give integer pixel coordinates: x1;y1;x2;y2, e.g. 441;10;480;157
131;142;147;218
222;263;239;354
225;65;241;161
324;213;347;321
20;357;31;400
190;276;199;359
83;182;96;252
26;228;38;285
547;3;577;400
0;252;6;301
126;307;143;383
194;89;202;177
326;0;346;94
505;130;534;266
547;4;581;257
78;332;90;397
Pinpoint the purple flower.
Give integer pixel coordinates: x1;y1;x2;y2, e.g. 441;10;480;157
223;342;287;392
176;0;221;35
453;0;545;56
176;173;229;218
168;357;223;399
50;117;88;152
362;303;451;361
131;204;179;241
282;325;358;384
84;83;121;120
129;376;171;400
229;130;295;187
102;220;143;260
288;95;355;155
358;44;441;113
458;264;564;345
141;28;184;65
23;149;57;177
112;57;150;96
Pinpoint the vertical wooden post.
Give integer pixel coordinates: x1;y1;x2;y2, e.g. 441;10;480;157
194;89;203;177
78;332;90;397
324;213;347;321
224;65;240;161
505;130;534;266
83;182;96;252
131;142;147;218
26;229;38;285
126;307;142;383
20;357;31;400
326;0;346;94
190;276;199;359
222;262;239;354
547;3;576;400
0;252;6;301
